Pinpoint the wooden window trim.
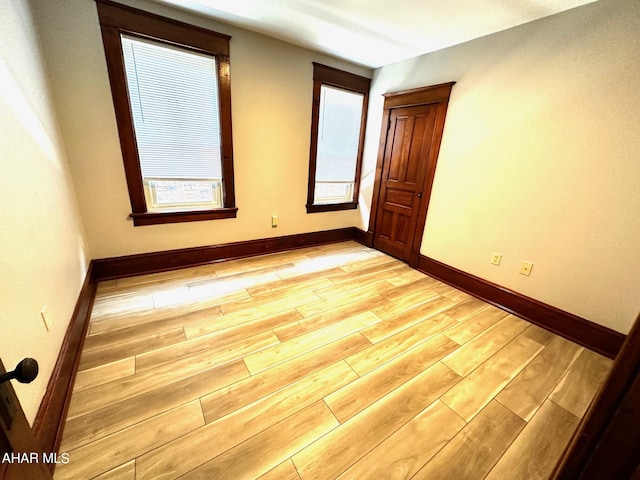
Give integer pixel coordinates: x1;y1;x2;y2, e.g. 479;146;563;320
306;63;370;214
96;0;236;226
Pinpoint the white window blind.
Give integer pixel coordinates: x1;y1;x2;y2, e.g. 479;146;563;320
121;35;222;181
315;85;363;183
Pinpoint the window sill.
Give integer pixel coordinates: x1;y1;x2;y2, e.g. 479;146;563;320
306;202;358;214
130;208;238;226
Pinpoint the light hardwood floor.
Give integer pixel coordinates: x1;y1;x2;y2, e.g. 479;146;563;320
55;241;612;480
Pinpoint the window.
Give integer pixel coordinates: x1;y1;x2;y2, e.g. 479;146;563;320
96;0;236;225
306;63;370;213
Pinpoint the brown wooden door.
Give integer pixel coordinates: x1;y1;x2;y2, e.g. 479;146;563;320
0;359;52;480
369;83;454;265
372;103;440;263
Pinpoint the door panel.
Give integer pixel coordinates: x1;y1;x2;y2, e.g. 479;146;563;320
373;104;438;261
0;359;51;480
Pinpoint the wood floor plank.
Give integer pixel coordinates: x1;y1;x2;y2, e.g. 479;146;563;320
135;329;280;373
200;333;371;422
83;305;223;348
105;270;217;297
335;400;465;480
77;327;185;371
72;357;135;392
209;258;296;280
433;282;473;302
244;311;381;374
206;359;357;425
187;266;283;295
236;248;320;270
273;295;388;342
485;400;580;480
335;252;397;273
88;289;247;335
60;361;249;451
209;250;314;278
183;294;315;339
114;266;211;288
327;334;459;423
273;248;380;279
219;286;320;316
442;306;510;346
442;314;529;376
292;362;461;480
314;240;361;252
54;401;204;480
521;323;557;345
151;285;198;308
549;348;613;417
245;269;339;297
386;266;429;286
412;400;525;480
496;336;583;421
90;293;155;320
90;460;135;480
327;257;403;285
441;335;545;421
371;288;440;320
315;269;403;298
103;275;218;301
381;277;439;301
443;296;491;322
146;401;339;480
361;296;456;344
66;356;247;420
186;310;301;344
258;459;301;480
296;280;396;318
95;279;117;293
346;317;458;376
138;362;354;479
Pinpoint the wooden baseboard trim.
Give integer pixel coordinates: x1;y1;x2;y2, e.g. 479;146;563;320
417;255;624;359
351;228;374;247
92;228;358;280
33;264;96;466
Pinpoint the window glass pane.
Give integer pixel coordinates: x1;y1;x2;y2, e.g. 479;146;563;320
314;182;354;204
146;179;222;210
315;86;363;195
121;35;223;199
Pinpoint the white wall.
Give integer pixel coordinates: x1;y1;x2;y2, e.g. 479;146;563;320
31;0;371;260
0;1;89;424
359;0;640;333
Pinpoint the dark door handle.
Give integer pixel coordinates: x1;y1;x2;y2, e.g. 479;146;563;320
0;358;39;384
417;192;422;198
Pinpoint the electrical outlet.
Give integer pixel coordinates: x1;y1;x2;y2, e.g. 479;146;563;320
271;215;278;228
40;306;52;331
519;261;534;276
491;253;502;266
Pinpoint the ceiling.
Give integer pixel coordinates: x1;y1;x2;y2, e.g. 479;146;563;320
149;0;597;68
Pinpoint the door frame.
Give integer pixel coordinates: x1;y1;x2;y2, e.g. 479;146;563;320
368;82;455;267
551;312;640;479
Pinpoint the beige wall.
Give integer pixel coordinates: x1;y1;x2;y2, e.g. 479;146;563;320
0;1;89;424
31;0;371;260
359;0;640;333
